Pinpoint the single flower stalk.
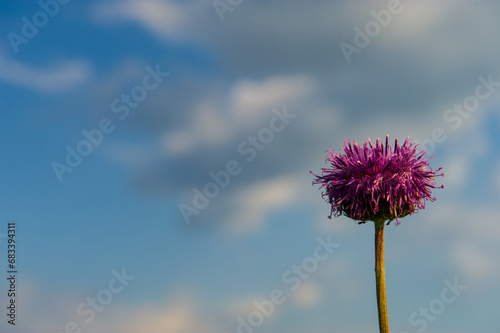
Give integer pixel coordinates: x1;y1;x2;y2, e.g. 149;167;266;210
311;135;443;333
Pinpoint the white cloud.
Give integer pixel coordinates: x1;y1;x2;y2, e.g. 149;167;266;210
113;295;199;333
16;285;216;333
224;177;300;234
91;0;203;39
291;282;321;308
452;243;495;282
162;74;315;155
229;75;315;121
163;100;231;155
163;130;197;156
0;57;91;93
388;0;454;38
195;102;231;143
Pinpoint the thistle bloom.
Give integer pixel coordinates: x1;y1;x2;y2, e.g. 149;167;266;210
311;135;444;225
311;135;443;333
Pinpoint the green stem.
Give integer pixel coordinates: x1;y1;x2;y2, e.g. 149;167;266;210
375;220;390;333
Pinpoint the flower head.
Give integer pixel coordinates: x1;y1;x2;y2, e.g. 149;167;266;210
311;135;444;225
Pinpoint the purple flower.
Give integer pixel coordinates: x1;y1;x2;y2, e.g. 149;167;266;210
311;135;444;225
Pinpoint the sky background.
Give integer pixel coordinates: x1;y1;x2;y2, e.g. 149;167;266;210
1;0;500;332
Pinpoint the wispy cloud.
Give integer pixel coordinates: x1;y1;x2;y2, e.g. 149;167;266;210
223;176;301;234
0;56;91;93
91;0;204;39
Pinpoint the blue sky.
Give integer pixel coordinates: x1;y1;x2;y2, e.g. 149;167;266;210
1;0;500;332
